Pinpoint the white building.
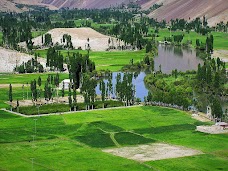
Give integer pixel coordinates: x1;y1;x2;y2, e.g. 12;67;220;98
59;79;72;90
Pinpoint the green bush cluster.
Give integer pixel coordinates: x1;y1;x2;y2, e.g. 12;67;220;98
14;100;124;115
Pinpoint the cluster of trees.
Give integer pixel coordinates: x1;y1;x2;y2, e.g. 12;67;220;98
29;74;60;103
42;34;53;47
60;8;133;24
169;17;210;35
68;52;95;88
145;74;192;109
196;35;214;53
46;47;64;71
195;57;227;118
62;34;73;49
111;22;148;50
122;39;157;72
66;51;96;110
14;56;44;73
173;35;184;44
215;21;228;32
197;57;226;92
0;14;33;50
115;73;135;106
80;73;97;110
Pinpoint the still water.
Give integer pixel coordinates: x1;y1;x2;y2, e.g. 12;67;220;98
154;45;203;74
96;72;148;101
97;45;203;101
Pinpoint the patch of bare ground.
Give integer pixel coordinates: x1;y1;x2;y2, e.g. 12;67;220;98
0;47;46;73
191;112;211;122
212;50;228;63
197;125;228;134
0;0;22;12
0;84;23;89
103;143;203;162
19;28;124;51
8;95;84;107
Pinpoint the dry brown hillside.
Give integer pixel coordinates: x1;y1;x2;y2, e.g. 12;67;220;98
41;0;131;9
1;0;227;26
146;0;228;26
0;0;22;12
0;0;57;12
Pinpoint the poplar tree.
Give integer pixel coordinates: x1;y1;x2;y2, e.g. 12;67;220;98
9;84;13;111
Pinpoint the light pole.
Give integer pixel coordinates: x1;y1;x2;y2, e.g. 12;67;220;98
30;158;35;171
34;119;37;134
31;135;36;148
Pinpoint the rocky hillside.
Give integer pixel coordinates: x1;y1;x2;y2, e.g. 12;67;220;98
144;0;228;26
41;0;132;9
1;0;227;26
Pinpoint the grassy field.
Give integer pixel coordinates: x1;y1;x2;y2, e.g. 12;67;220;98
32;31;47;38
0;106;227;170
151;29;228;50
35;49;146;71
0;73;69;108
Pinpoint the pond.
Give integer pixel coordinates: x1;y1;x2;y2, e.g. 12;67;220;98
96;72;148;101
154;45;203;74
96;45;204;101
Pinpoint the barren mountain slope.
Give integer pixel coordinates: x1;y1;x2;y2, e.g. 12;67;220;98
140;0;176;10
13;0;58;10
41;0;132;9
147;0;228;26
0;0;22;12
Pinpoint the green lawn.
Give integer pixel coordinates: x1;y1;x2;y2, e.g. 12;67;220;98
152;28;228;50
32;31;47;38
74;19;114;29
0;106;227;170
0;73;68;108
35;49;146;71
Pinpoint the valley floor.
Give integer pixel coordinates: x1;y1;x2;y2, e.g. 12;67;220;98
0;106;227;171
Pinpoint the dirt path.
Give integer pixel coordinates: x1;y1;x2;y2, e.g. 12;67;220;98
0;84;23;89
191;112;211;122
110;133;121;148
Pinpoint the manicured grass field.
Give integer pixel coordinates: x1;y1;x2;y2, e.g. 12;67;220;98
0;106;227;170
152;28;228;50
35;49;146;71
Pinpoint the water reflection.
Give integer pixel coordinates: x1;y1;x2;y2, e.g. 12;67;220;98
96;72;148;101
154;45;203;74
